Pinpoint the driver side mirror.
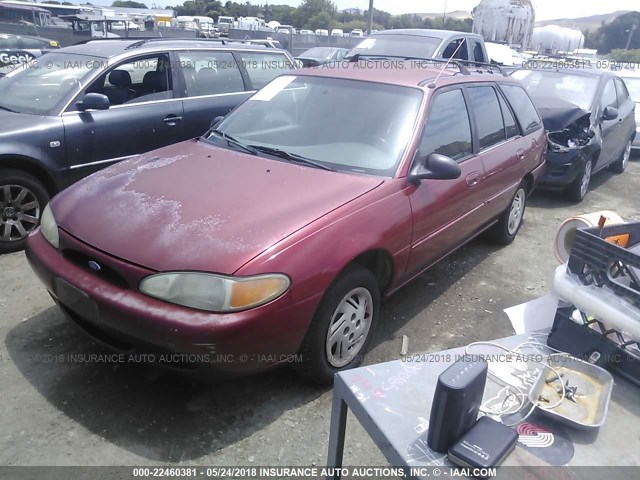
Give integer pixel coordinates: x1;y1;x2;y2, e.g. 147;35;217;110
210;115;225;130
602;106;618;121
409;153;462;182
76;93;109;111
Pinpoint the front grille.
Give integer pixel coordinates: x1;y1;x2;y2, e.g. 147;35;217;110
62;249;130;289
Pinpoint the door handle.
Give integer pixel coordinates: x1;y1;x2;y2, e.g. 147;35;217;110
163;115;183;125
516;148;525;160
466;172;481;187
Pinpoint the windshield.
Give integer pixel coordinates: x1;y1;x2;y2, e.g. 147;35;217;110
511;70;598;110
622;77;640;103
347;35;441;59
0;52;101;115
207;75;423;177
300;47;337;60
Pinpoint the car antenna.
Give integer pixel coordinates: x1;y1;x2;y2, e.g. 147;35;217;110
428;39;466;89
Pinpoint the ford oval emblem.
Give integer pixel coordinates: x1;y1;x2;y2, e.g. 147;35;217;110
88;260;102;272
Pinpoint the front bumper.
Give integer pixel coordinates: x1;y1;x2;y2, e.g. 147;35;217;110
537;148;586;189
25;229;320;375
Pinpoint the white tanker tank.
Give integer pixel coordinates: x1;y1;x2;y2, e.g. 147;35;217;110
531;25;585;54
472;0;535;48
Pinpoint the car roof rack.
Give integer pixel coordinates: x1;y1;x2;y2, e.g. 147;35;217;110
347;54;471;76
124;37;230;49
73;37;234;48
455;59;509;77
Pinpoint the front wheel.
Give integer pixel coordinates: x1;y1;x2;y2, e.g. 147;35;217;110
485;183;527;245
565;158;592;202
0;169;49;254
294;265;380;384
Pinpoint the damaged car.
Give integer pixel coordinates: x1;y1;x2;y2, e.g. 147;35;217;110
512;69;636;201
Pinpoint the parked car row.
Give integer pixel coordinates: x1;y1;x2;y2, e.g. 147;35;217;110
0;30;635;385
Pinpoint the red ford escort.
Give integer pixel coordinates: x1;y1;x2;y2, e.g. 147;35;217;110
26;60;546;384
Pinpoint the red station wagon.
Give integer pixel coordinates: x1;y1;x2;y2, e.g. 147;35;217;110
26;60;546;384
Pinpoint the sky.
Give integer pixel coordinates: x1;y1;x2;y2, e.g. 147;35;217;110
93;1;640;22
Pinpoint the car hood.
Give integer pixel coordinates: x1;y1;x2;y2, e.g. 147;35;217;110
52;140;383;273
0;110;46;135
530;95;591;132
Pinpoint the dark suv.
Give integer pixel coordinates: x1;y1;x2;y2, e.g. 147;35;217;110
0;38;295;252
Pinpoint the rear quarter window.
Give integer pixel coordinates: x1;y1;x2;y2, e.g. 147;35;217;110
500;84;543;136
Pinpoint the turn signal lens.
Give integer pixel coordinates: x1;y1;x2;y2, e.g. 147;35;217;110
229;276;290;310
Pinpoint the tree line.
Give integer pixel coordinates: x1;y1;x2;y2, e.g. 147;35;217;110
154;0;471;33
585;11;640;55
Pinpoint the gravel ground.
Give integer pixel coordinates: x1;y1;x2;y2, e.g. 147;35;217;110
1;156;639;468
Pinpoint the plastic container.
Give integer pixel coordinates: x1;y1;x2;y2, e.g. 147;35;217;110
553;211;624;263
567;221;640;308
548;221;640;385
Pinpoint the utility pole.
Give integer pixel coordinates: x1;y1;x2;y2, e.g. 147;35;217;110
626;23;637;50
443;0;448;28
368;0;374;34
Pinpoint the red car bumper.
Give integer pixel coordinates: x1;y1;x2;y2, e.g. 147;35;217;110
25;229;320;375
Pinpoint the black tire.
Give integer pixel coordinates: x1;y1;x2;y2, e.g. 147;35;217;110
293;265;380;385
610;139;632;174
485;183;527;245
564;157;593;203
0;169;49;254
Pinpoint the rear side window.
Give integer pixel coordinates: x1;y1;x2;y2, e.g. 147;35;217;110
601;78;617;109
498;93;519;139
177;51;244;97
500;84;542;135
614;77;630;106
419;89;472;161
466;86;506;149
442;38;468;60
471;40;486;63
238;52;294;89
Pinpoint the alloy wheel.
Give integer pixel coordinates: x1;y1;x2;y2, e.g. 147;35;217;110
622;141;632;170
325;287;373;368
0;184;41;243
580;161;592;198
507;189;526;235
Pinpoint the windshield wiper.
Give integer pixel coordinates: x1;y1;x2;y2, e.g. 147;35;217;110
248;145;336;172
209;129;260;156
0;105;17;113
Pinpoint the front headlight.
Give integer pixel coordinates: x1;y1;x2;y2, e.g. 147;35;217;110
139;272;290;312
40;203;59;249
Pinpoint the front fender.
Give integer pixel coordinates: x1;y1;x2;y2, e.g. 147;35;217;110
234;181;413;305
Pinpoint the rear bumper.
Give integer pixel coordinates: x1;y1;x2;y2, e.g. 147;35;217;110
25;229;320;375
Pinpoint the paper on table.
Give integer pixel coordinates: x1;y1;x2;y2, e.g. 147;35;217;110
504;294;560;334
